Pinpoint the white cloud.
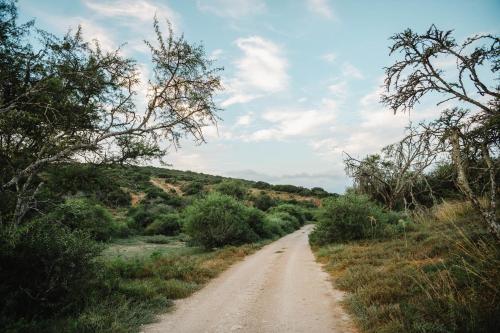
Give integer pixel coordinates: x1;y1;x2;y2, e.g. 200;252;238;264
245;99;337;142
222;36;288;107
341;62;364;79
328;81;348;97
307;0;334;19
197;0;266;18
321;52;337;63
235;113;253;126
83;0;179;27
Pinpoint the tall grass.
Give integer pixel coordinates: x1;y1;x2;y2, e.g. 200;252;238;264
313;201;500;333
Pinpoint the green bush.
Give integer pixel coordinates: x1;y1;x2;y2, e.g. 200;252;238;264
128;202;175;230
243;207;266;238
309;194;402;245
269;204;307;225
180;181;204;195
144;187;184;207
183;193;258;248
254;181;271;189
46;198;119;241
214;180;248;200
144;213;181;236
252;192;276;211
0;221;101;320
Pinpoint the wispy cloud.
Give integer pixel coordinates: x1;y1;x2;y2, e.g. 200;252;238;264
307;0;334;19
83;0;180;27
222;36;288;107
321;52;337;63
197;0;266;18
244;99;337;142
341;62;364;79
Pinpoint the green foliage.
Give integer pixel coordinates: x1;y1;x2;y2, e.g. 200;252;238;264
144;213;181;236
313;204;499;333
145;187;184;207
183;193;259;248
309;194;405;245
214;180;248;200
0;220;101;321
127;202;174;231
45;165;131;207
180;181;205;195
252;192;276;211
46;198;120;241
269;204;307;225
254;181;271;189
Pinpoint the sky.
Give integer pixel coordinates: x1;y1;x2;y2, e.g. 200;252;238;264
18;0;499;193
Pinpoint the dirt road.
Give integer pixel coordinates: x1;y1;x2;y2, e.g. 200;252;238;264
142;225;356;333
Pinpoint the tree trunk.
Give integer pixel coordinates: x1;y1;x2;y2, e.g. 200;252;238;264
449;128;500;239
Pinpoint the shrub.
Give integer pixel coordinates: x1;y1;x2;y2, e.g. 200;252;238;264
183;193;258;248
309;194;401;245
252;192;276;211
0;221;101;320
254;181;271;189
144;213;181;236
46;198;118;241
128;202;174;230
181;181;204;195
145;187;184;207
214;180;248;200
243;207;266;238
269;204;307;225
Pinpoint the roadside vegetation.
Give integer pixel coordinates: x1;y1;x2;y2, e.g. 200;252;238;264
0;2;326;332
1;162;323;333
310;25;499;333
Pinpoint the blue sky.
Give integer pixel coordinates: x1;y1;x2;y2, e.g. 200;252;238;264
19;0;499;192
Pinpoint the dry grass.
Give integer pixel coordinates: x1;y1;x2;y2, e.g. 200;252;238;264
313;201;500;333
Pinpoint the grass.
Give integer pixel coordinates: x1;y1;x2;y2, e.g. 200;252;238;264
312;201;500;333
10;238;269;333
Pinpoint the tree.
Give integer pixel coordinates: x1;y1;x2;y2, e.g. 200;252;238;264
382;25;499;237
344;126;440;210
0;1;222;224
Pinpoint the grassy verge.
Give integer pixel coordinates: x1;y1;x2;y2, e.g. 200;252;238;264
312;201;500;333
18;237;268;333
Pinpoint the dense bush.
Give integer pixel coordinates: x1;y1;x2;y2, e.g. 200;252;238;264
309;194;405;245
46;198;120;241
144;213;181;236
262;212;300;237
243;207;267;238
145;187;184;207
252;192;276;211
45;164;131;207
214;180;248;200
269;204;307;225
128;201;175;230
254;181;271;189
181;181;204;195
183;193;259;248
0;221;101;321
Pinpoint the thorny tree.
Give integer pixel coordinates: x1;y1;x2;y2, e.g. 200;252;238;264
344;126;442;210
0;1;222;224
382;25;499;238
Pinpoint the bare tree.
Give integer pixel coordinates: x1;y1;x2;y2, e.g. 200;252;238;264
382;25;499;238
344;126;441;210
